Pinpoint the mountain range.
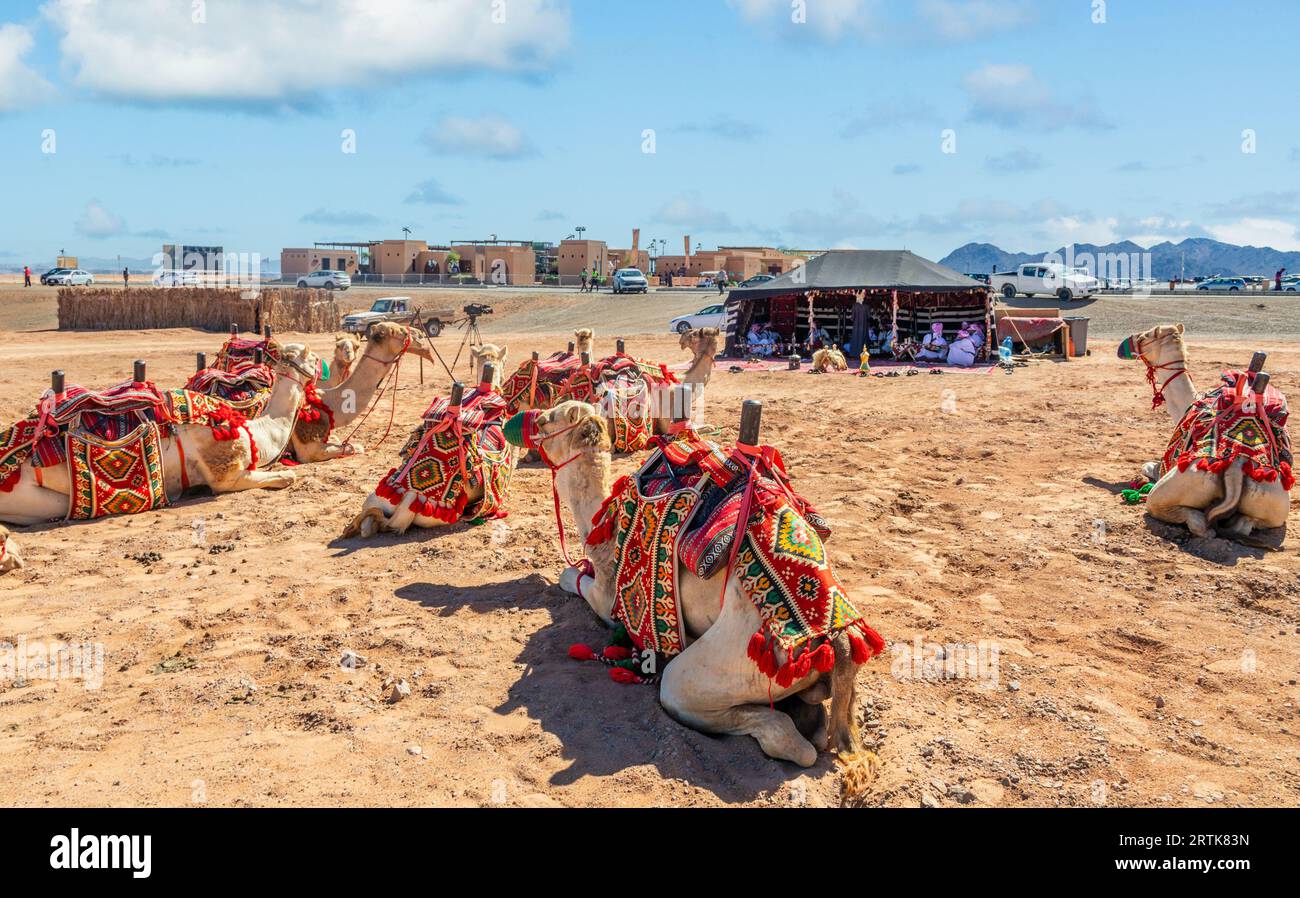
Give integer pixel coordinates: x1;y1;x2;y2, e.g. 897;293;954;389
939;239;1300;280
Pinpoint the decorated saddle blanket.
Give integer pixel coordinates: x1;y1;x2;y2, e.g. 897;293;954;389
502;352;583;415
186;364;274;415
1160;370;1294;489
1;381;253;491
214;337;272;372
377;387;514;522
68;423;169;520
588;431;884;683
559;355;678;453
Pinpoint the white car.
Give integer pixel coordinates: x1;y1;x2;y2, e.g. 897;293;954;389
296;269;351;290
669;303;725;334
47;269;94;286
992;262;1098;301
613;268;649;294
153;269;201;287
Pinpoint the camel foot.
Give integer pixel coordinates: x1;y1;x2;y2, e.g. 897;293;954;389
558;565;584;596
1141;461;1160;482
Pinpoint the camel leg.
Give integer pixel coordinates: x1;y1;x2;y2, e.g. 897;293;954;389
1145;474;1218;538
558;566;616;625
659;582;818;767
0;473;69;526
210;468;296;494
292;439;361;464
1218;514;1256;540
1147;502;1215;538
1141;461;1161;482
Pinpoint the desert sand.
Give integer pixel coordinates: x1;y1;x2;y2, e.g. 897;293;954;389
1;286;1297;807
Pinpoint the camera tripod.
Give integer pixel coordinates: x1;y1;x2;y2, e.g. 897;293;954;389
430;312;486;381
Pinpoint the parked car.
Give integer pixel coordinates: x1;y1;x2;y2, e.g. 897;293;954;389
991;262;1098;301
341;296;457;339
1197;277;1247;292
296;269;351;290
39;267;70;285
612;268;649;294
741;274;776;287
669;303;725;334
46;269;94;286
153;269;201;287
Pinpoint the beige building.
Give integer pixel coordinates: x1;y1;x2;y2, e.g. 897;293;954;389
369;239;427;275
657;246;805;279
557;239;610;280
451;243;537;285
281;247;359;277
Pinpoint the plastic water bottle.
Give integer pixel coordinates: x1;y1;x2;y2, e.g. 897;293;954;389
998;336;1013;365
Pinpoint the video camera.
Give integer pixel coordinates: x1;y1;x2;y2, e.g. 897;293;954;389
464;303;494;319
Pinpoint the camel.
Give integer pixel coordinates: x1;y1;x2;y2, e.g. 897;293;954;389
677;326;720;391
0;525;23;573
323;334;361;389
470;344;508;389
289;323;434;463
1121;324;1291;539
529;399;877;771
812;346;849;373
0;345;320;527
574;328;595;357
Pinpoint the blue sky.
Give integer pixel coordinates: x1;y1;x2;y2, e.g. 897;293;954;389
1;0;1298;268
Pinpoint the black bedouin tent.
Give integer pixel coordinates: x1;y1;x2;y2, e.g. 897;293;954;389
723;249;991;358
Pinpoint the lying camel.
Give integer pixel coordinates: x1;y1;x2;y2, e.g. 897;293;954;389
323;333;361;389
812;346;849;373
1121;324;1291;539
470;344;508;389
0;525;23;573
0;344;319;527
290;323;434;463
529;400;876;769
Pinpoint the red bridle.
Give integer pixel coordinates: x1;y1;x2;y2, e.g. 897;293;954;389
527;414;597;570
1126;333;1189;410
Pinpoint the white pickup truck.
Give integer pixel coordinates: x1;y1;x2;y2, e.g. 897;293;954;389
991;262;1099;302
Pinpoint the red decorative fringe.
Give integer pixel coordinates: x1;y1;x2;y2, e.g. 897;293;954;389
298;382;335;434
0;468;19;493
602;645;633;661
608;668;640;685
568;644;597;661
586;474;631;546
375;474;463;523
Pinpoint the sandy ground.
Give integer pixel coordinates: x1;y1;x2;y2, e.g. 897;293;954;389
0;288;1298;807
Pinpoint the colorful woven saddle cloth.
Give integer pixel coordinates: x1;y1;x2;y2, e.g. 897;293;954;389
502;352;583;414
185;364;274;415
560;355;678;453
1160;370;1294;489
589;431;884;683
376;387;514;522
67;423;169;520
1;382;250;491
214;337;272;372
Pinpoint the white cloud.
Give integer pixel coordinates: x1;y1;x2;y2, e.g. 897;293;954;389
1205;218;1300;252
838;97;940;137
405;179;462;206
984;148;1047;173
964;63;1112;131
423;115;536;159
75;200;127;239
0;23;55;112
725;0;881;42
41;0;571;104
918;0;1033;41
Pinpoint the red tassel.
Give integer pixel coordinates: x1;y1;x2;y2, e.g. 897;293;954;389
775;660;796;689
609;667;639;684
0;469;19;493
858;622;886;657
747;631;766;664
602;645;633;661
849;634;872;664
568;644;597;662
760;644;779;677
792;649;813;679
813;642;836;673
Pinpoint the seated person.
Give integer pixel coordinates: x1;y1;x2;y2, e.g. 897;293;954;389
867;323;893;355
807;324;831;351
946;325;980;368
916;323;948;361
746;323;776;356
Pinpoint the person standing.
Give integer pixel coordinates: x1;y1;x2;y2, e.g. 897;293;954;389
1276;267;1287;291
580;267;589;293
716;270;727;295
23;265;32;287
123;266;130;288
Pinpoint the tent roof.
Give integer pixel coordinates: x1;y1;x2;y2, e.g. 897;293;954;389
730;249;983;298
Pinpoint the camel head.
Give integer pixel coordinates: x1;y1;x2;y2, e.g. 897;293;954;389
574;328;595;356
270;342;323;382
1118;323;1186;367
332;333;361;376
503;399;610;459
680;326;721;362
366;322;435;363
0;525;24;573
813;346;848;372
470;343;509;388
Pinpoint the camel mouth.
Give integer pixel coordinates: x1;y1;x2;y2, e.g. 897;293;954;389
1117;336;1138;360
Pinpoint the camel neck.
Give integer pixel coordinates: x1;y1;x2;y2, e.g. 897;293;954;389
321;350;394;425
250;378;305;462
1153;348;1198;422
554;448;616;578
682;351;715;387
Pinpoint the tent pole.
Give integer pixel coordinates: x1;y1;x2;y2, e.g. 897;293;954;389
890;289;898;350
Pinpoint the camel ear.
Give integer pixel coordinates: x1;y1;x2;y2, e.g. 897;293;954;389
499;346;508;367
564;404;585;424
1174;323;1184;334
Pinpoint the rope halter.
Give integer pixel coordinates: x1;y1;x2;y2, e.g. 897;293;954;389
1118;330;1189;410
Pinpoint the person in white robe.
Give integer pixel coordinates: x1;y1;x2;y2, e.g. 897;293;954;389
917;322;948;361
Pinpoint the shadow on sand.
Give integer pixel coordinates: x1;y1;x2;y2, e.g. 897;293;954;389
393;572;839;803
